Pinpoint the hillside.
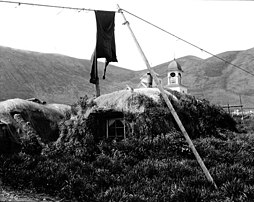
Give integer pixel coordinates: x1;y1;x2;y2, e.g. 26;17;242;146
151;48;254;108
0;46;138;104
0;45;254;107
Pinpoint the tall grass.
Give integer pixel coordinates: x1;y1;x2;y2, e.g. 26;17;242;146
1;95;252;201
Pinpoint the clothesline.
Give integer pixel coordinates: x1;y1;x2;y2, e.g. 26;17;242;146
120;8;254;77
0;0;253;77
0;0;111;12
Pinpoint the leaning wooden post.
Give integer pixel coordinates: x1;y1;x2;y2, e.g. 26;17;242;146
95;80;100;97
118;5;217;189
239;94;244;122
227;103;230;114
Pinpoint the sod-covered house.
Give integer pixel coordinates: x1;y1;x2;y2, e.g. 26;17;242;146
86;88;178;141
0;119;20;153
0;98;71;154
82;86;236;141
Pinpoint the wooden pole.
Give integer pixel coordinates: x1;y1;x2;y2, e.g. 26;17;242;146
117;5;217;189
227;103;230;114
239;94;244;122
94;50;100;97
96;80;100;97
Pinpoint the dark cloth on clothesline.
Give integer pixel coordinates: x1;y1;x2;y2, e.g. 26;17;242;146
90;10;118;84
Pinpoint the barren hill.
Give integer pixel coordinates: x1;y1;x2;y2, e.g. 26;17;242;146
1;45;254;107
151;48;254;108
0;46;138;104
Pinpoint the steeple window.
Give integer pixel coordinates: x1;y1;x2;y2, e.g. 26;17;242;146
170;72;176;77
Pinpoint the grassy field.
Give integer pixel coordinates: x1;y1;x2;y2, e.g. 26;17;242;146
2;127;254;201
1;94;254;201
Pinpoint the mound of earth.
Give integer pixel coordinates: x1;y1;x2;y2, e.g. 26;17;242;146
0;98;71;154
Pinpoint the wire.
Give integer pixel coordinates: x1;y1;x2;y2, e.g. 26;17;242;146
0;0;92;11
0;1;253;77
0;0;116;12
120;9;254;77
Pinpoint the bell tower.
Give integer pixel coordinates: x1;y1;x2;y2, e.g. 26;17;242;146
167;59;187;94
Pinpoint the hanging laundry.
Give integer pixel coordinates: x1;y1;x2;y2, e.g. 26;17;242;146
90;10;118;84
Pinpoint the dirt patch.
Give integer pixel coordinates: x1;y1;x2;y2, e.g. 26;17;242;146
0;187;62;202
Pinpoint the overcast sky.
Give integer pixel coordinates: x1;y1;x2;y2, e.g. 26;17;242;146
0;0;253;70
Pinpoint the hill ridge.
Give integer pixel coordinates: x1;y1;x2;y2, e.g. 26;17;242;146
0;45;254;107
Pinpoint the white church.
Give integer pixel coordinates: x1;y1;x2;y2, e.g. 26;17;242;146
166;59;188;94
139;59;188;94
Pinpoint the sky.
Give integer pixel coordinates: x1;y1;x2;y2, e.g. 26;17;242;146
0;0;253;70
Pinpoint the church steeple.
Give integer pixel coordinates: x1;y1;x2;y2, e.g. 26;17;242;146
167;59;188;94
167;59;183;85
